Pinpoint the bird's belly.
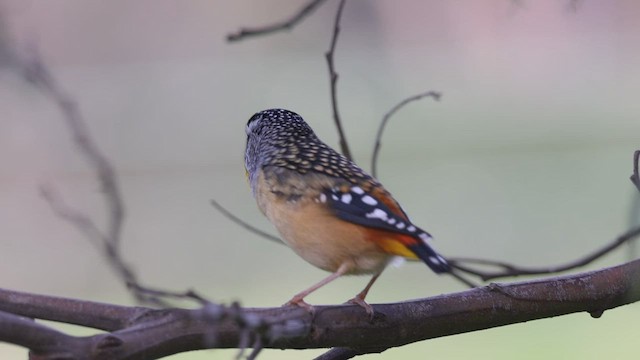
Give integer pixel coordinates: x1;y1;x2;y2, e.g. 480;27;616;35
284;225;391;275
267;200;390;274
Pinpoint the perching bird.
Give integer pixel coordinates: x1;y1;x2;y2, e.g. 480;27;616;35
244;108;450;315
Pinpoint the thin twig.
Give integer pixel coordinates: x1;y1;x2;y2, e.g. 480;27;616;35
628;151;640;261
39;185;137;284
447;269;478;288
316;344;392;360
126;283;215;307
40;185;106;248
246;337;263;360
17;50;153;302
236;328;251;360
450;225;640;281
371;91;441;178
227;0;328;42
631;150;640;193
211;200;283;245
21;49;125;249
314;347;370;360
17;45;211;307
326;0;352;160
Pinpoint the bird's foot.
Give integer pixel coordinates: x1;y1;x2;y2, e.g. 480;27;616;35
346;296;374;319
284;296;316;315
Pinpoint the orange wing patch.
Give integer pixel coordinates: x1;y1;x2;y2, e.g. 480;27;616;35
367;229;419;259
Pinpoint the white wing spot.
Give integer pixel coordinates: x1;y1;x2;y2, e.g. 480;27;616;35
366;208;388;221
319;193;327;203
437;255;447;264
331;194;339;201
351;186;365;195
387;218;396;225
341;193;352;204
428;256;440;265
407;225;416;232
418;233;432;243
361;195;377;206
396;222;405;229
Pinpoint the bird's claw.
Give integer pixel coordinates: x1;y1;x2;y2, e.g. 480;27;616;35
346;296;375;319
284;297;316;315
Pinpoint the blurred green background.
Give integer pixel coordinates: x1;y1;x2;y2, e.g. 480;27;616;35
1;0;639;359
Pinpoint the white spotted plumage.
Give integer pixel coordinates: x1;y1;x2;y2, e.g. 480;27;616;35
361;195;377;206
418;233;431;242
366;208;389;221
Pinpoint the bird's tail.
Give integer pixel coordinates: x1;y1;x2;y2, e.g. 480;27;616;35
407;232;450;273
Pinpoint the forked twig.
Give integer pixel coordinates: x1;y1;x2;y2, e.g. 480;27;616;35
326;0;352;160
371;91;442;178
227;0;328;42
450;226;640;281
17;45;214;307
16;49;156;301
22;48;125;248
450;152;640;281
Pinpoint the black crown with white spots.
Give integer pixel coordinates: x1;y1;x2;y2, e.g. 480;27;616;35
245;109;377;187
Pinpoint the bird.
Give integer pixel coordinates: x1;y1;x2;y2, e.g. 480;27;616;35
244;108;450;315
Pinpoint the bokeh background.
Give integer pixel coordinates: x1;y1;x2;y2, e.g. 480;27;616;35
1;0;639;359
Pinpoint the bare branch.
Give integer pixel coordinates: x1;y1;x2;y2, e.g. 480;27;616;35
631;150;640;193
211;199;283;245
0;287;147;331
371;91;441;178
1;259;638;358
0;310;79;357
450;226;640;281
326;0;352;160
0;286;310;358
227;0;328;42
